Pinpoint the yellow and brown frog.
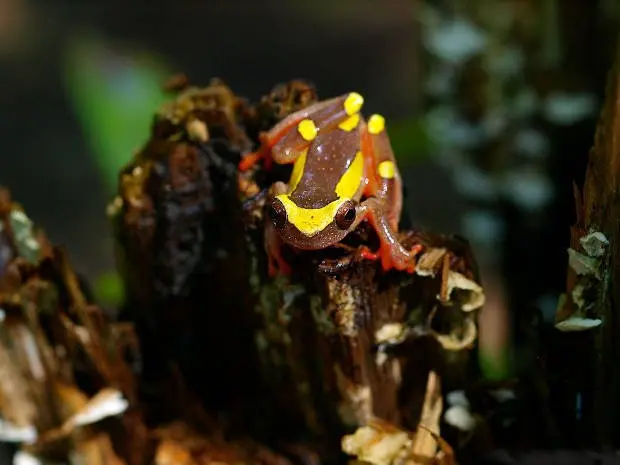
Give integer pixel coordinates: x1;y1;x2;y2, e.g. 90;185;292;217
239;92;423;276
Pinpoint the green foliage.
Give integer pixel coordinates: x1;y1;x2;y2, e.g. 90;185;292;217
93;270;125;309
62;36;171;194
478;347;512;381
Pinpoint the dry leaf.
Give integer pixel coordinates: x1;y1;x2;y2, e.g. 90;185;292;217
567;248;601;278
434;317;477;351
441;272;485;311
555;316;603;332
375;323;406;345
13;451;42;465
443;405;476;431
579;231;609;257
415;248;448;277
71;389;128;427
341;424;411;465
0;418;37;443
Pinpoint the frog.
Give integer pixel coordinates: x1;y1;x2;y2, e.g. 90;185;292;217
238;92;423;276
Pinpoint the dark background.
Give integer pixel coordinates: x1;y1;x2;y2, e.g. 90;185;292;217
0;0;616;379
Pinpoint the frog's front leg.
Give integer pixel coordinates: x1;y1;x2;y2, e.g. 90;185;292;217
239;92;365;171
355;198;423;273
264;181;293;277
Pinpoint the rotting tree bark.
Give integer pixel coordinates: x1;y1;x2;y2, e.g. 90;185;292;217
0;75;488;465
109;76;487;464
554;43;620;449
237;101;486;463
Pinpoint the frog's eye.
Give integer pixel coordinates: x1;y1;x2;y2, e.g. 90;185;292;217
269;198;287;230
335;200;357;230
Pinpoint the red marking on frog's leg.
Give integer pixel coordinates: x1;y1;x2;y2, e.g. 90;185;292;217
357;246;380;262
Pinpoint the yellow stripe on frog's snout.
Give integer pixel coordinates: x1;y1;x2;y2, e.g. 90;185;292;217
279;151;364;236
276;195;349;236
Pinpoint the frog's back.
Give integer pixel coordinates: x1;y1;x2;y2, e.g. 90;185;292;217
289;126;363;209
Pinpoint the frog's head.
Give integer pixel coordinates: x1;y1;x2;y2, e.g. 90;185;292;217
268;195;358;250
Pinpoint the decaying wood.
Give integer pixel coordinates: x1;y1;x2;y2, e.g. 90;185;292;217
236;87;485;459
0;189;149;465
340;372;453;465
0;76;486;464
554;43;620;448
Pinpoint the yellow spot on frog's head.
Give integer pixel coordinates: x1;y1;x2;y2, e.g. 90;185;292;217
338;114;360;132
344;92;364;116
377;161;396;179
297;119;318;141
368;114;385;135
276;195;349;236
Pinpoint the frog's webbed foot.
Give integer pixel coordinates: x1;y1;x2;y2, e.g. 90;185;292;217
381;242;424;274
356;197;424;274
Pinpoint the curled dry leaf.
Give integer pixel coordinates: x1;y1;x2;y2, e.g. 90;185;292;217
42;387;128;441
70;389;129;427
567;248;602;279
441;271;485;312
375;323;407;345
414;248;448;278
579;231;609;257
555;316;603;332
433;316;477;351
341;423;411;465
